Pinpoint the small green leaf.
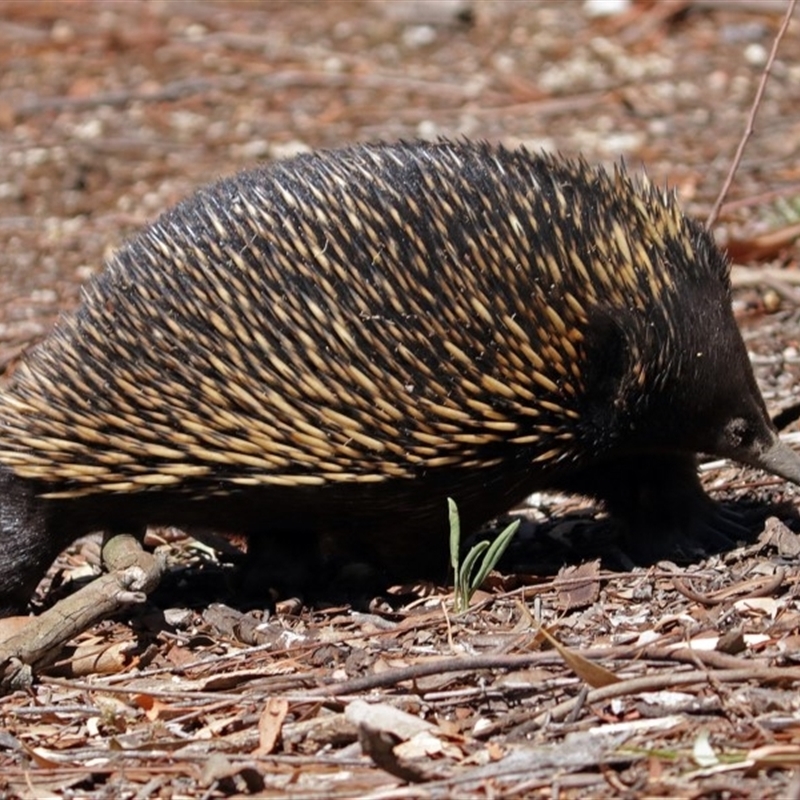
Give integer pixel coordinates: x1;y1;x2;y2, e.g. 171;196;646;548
448;497;460;573
447;498;520;613
469;520;520;591
456;541;489;613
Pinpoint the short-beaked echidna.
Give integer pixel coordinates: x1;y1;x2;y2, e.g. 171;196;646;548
1;139;799;615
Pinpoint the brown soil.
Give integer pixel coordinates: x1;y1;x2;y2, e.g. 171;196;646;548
1;2;800;798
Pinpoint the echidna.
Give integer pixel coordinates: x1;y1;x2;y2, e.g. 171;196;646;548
1;139;798;615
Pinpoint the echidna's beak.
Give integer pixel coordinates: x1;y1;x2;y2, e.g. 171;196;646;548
750;435;800;485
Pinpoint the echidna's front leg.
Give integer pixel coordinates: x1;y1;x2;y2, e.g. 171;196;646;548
613;453;753;561
557;452;752;562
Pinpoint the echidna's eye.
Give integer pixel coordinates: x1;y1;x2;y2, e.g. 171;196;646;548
723;417;755;450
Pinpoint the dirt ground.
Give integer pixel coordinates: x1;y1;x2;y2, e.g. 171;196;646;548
1;1;800;798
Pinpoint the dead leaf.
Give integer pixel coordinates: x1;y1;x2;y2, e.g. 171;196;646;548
134;693;190;721
726;222;800;262
52;640;135;677
555;560;601;610
346;699;456;782
758;517;800;557
255;697;289;755
537;626;621;688
733;597;783;617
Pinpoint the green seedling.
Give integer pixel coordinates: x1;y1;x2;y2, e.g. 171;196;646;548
448;497;520;613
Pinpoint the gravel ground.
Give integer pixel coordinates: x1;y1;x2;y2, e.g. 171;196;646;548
1;2;800;798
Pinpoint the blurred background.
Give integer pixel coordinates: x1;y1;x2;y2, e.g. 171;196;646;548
0;0;797;369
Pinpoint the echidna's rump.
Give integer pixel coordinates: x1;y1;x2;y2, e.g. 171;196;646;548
1;140;798;615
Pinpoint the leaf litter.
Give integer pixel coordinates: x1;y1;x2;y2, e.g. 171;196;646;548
1;1;800;797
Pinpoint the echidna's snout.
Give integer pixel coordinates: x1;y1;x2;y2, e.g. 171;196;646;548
745;434;800;485
712;414;800;485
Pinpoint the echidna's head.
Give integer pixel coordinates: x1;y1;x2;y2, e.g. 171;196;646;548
577;211;800;485
650;310;799;482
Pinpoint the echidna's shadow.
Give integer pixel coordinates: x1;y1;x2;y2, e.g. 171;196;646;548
134;496;800;618
483;496;800;576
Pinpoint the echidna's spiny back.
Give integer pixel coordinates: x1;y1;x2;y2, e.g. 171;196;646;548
0;141;742;499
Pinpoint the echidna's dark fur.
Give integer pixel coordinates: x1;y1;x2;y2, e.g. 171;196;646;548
1;140;799;615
